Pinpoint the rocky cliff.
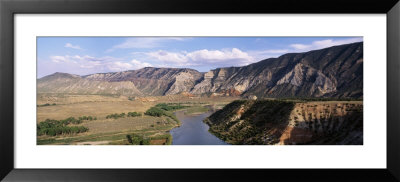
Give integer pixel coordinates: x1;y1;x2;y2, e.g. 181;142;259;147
192;42;363;98
204;100;363;145
38;42;363;98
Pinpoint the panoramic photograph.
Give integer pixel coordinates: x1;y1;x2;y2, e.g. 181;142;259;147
36;37;363;145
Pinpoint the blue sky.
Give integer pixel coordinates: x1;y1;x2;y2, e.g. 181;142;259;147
37;37;362;78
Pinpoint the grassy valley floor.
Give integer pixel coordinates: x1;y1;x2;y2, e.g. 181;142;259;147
36;93;238;145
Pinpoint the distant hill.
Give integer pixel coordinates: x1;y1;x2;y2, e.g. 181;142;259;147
38;67;203;96
38;42;363;98
37;72;143;96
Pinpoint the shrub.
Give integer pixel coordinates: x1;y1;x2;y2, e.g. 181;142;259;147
144;107;165;117
140;139;150;145
127;112;141;117
37;103;52;107
166;135;173;145
47;129;56;136
106;113;128;119
126;134;151;145
155;103;187;111
130;134;143;145
144;104;183;124
126;135;133;144
37;117;89;136
78;116;95;121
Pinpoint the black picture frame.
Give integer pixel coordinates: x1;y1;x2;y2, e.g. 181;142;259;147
1;0;399;181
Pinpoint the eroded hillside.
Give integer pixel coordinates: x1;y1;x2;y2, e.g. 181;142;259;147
38;68;203;96
38;42;363;98
204;100;363;145
37;72;143;96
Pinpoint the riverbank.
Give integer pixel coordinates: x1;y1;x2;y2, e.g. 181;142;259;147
36;94;238;145
205;100;363;145
170;109;229;145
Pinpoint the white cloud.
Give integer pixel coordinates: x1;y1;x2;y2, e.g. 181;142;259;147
50;56;69;63
289;38;363;52
64;43;84;50
99;59;152;71
46;38;363;76
146;48;255;68
107;61;135;71
49;55;151;73
146;50;189;65
131;59;152;68
51;55;107;64
106;37;187;52
290;44;311;50
188;48;253;63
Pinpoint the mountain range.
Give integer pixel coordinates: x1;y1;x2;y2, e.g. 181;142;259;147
38;42;363;98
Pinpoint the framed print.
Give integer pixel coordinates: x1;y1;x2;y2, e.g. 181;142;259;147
1;0;400;181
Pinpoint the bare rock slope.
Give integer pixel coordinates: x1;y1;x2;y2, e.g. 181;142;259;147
38;68;203;96
192;42;363;98
38;42;363;98
204;100;363;145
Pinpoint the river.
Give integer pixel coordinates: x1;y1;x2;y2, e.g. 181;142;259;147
170;109;229;145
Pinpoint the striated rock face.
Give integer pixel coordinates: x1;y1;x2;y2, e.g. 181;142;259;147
275;63;336;97
278;102;363;145
38;68;203;96
83;67;203;96
164;72;199;95
38;42;363;98
192;42;363;98
205;100;363;145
